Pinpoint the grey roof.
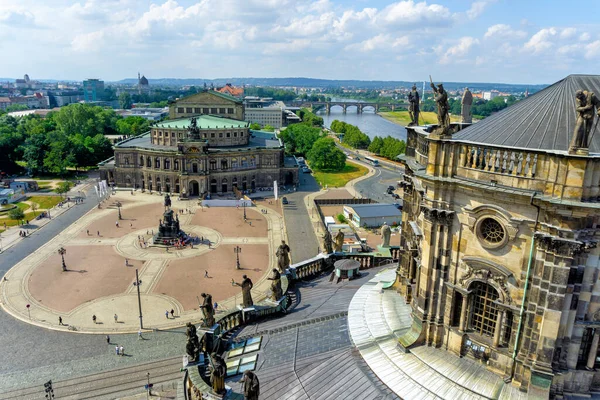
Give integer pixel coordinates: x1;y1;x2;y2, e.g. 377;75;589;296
346;204;401;218
116;132;281;152
453;75;600;153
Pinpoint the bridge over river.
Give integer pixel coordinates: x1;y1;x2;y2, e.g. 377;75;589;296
287;101;409;114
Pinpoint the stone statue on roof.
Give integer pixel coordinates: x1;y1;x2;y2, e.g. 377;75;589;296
461;88;473;123
569;89;600;154
188;117;200;138
334;229;345;252
430;77;450;134
408;84;420;126
381;223;391;248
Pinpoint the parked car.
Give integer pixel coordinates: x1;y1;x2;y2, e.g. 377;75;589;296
302;168;312;174
282;197;289;205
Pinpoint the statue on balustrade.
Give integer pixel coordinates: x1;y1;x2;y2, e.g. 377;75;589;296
381;223;391;248
408;84;420;126
164;193;171;209
209;352;227;395
268;268;283;301
276;240;291;272
199;292;215;327
323;229;333;254
188;117;200;138
185;322;200;363
334;229;345;252
461;88;473;123
233;275;254;308
240;371;260;400
569;89;600;153
430;77;450;133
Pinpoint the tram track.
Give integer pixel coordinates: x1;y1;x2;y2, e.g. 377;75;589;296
0;356;183;400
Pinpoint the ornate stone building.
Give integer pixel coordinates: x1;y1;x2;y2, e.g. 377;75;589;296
100;91;298;196
397;75;600;397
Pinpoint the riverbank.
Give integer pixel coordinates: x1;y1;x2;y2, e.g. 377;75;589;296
379;111;459;126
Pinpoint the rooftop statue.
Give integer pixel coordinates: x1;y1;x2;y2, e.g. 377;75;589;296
188;117;200;138
240;370;260;400
276;240;291;272
334;229;345;252
199;293;215;327
233;275;254;308
569;89;600;154
267;268;283;301
430;76;450;134
408;84;420;126
323;229;333;254
461;88;473;123
209;352;227;395
381;223;391;248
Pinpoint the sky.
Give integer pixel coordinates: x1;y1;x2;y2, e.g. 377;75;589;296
1;0;600;84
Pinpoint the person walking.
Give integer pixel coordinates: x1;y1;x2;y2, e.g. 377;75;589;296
115;221;119;228
170;309;175;318
115;345;119;356
119;345;124;356
125;259;129;267
165;310;169;319
58;316;63;325
138;330;143;340
204;270;209;278
114;313;118;323
86;229;89;235
97;231;100;236
92;314;97;324
106;335;110;344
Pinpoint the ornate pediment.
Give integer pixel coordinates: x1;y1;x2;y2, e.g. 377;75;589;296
459;257;515;304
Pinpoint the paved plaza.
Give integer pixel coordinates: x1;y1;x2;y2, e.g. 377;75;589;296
0;191;286;334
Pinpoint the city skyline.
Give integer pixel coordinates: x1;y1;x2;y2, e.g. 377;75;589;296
1;0;599;84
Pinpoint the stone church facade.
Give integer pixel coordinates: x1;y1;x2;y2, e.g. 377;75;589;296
100;91;298;196
397;75;600;397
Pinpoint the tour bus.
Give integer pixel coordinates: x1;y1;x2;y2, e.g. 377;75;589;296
364;156;380;167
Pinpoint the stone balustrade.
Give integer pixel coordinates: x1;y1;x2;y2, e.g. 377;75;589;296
460;144;539;178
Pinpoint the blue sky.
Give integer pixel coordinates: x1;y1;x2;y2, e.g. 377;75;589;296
1;0;599;84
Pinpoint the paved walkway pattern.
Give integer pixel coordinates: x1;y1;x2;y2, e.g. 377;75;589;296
0;191;286;334
348;269;528;400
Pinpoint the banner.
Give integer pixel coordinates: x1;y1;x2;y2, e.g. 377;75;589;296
273;180;278;200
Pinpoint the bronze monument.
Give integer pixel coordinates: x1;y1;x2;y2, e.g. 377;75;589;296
461;87;473;123
334;229;345;252
185;322;200;363
240;370;260;400
276;240;291;272
408;84;420;126
267;268;283;301
199;292;215;327
322;229;333;254
209;352;227;394
569;89;600;153
233;275;254;308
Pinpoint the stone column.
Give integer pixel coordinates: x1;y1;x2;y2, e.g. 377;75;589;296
459;293;469;332
587;329;600;370
493;309;505;348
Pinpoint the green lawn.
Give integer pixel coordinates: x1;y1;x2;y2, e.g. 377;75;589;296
313;161;369;188
0;210;38;232
380;111;460;126
28;196;62;210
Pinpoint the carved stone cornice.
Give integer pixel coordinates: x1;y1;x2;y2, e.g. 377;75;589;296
534;233;597;257
421;205;455;225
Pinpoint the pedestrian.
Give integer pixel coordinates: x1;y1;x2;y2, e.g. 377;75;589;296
97;231;100;236
214;302;218;312
106;335;110;344
92;314;97;324
115;221;119;228
249;221;252;227
138;330;143;340
204;270;209;278
115;345;119;356
119;345;124;356
170;309;175;318
87;229;90;236
125;259;129;267
165;310;169;319
114;313;118;323
130;222;132;228
58;316;63;325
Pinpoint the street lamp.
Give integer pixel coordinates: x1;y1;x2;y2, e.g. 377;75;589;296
234;246;242;269
243;202;247;221
58;247;67;271
116;201;122;220
133;269;144;329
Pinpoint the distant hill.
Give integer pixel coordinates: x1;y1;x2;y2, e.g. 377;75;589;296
112;77;547;92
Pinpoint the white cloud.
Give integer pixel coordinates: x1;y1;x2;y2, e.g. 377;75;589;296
440;36;479;64
376;1;452;27
345;34;409;52
524;27;558;54
466;0;494;19
580;32;591;41
484;24;526;40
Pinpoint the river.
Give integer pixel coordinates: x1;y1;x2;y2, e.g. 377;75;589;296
315;99;407;141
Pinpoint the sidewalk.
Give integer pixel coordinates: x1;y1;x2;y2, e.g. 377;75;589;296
0;191;286;334
0;177;94;253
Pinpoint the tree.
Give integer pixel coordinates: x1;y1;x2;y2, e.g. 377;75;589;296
55;181;73;198
8;208;25;223
43;131;75;176
119;92;133;109
307;137;346;171
336;213;347;223
279;124;324;156
263;125;275;132
116;116;150;136
249;123;261;130
368;136;384;154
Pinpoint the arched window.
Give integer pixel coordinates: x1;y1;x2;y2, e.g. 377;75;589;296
232;158;238;169
140;155;144;166
155;157;161;169
210;160;217;170
241;157;248;167
147;157;152;168
470;281;499;337
221;159;228;169
174;160;179;170
164;159;171;170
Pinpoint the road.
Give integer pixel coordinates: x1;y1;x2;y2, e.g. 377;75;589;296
353;167;401;204
281;173;321;263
